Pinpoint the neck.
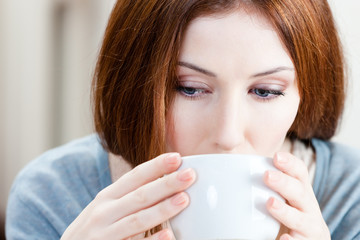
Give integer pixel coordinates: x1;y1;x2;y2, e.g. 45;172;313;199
108;153;133;182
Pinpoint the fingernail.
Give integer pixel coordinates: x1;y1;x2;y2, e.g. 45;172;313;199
177;168;194;182
165;153;180;165
271;198;282;210
159;230;171;240
171;192;187;206
267;171;281;181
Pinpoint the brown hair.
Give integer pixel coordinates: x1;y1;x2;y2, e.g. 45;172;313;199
92;1;345;162
92;0;345;235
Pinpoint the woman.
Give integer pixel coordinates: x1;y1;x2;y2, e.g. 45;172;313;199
6;0;360;239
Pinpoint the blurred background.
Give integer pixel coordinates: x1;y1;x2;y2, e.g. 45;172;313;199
0;0;359;238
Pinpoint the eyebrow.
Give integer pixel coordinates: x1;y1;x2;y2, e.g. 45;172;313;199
178;61;294;78
178;61;217;77
250;66;295;78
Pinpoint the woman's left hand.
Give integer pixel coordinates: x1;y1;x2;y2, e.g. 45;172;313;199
263;152;330;240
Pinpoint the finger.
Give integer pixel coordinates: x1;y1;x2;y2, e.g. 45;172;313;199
111;192;189;239
103;153;182;199
264;170;314;212
273;152;309;183
143;228;173;240
267;197;307;235
110;168;195;221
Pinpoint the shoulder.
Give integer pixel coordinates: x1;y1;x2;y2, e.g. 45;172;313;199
312;139;360;180
312;139;360;239
6;134;111;239
312;138;360;195
312;138;360;162
312;139;360;185
12;134;111;197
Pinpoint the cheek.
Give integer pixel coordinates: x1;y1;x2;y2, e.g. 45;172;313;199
165;106;177;152
165;99;203;154
165;112;185;153
249;97;299;154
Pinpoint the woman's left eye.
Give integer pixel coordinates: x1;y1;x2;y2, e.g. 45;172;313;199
179;87;198;95
176;86;208;99
250;88;285;99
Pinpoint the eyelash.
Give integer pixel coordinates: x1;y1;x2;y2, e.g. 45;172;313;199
176;86;285;101
249;88;285;101
175;86;209;100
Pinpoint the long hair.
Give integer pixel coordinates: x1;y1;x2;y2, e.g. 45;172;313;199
93;0;344;166
92;0;345;235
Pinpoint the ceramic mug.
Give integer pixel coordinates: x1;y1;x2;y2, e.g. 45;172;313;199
169;154;283;240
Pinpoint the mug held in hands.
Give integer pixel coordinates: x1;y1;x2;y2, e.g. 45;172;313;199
170;154;283;240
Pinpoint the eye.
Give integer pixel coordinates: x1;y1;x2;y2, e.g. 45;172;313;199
179;87;198;95
176;86;207;99
175;80;212;101
250;88;285;100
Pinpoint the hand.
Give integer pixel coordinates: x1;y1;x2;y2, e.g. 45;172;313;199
264;152;330;240
61;153;196;240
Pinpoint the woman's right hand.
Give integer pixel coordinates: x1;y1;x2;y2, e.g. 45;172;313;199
61;153;196;240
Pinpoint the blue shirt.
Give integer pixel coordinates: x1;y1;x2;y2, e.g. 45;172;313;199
6;135;360;239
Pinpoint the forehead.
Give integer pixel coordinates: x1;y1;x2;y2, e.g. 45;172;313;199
184;10;273;44
179;10;294;76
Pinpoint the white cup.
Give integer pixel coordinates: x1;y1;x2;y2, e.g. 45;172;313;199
169;154;283;240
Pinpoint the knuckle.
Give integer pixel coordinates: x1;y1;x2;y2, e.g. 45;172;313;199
289;184;307;209
91;207;106;224
281;172;289;186
130;165;141;176
128;214;145;230
158;201;172;217
132;188;148;204
88;231;103;240
281;172;293;193
94;189;108;202
164;175;176;189
156;154;168;169
291;213;305;231
297;163;309;179
295;189;306;206
294;159;309;181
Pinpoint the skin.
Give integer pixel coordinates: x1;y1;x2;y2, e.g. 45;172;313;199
166;10;329;240
61;9;330;240
166;11;299;157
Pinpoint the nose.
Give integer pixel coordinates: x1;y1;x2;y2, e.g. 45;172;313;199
213;95;247;152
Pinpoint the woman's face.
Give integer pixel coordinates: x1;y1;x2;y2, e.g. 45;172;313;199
166;10;300;157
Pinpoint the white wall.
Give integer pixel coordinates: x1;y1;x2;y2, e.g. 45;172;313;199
1;0;56;213
0;0;359;216
329;1;360;148
0;0;116;214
